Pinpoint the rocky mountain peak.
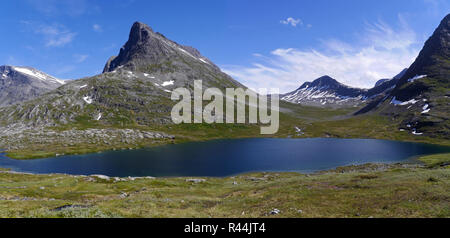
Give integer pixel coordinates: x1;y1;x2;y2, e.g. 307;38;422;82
397;14;450;84
282;75;366;107
102;21;219;74
308;76;339;88
101;21;242;90
128;21;155;46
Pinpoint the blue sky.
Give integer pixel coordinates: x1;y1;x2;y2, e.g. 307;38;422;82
0;0;448;92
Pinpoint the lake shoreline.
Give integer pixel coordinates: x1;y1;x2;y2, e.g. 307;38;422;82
3;134;450;160
0;151;438;178
0;153;448;218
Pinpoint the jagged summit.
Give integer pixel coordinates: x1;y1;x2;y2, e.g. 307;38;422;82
102;21;242;89
396;14;450;86
103;21;217;73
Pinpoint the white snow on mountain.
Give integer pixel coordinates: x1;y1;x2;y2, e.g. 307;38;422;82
282;85;364;106
407;75;427;83
162;80;174;87
83;96;93;104
12;66;65;85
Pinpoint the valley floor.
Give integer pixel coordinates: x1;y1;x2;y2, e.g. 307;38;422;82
0;153;448;218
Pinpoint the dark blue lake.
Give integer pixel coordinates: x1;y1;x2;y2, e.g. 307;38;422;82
0;138;449;177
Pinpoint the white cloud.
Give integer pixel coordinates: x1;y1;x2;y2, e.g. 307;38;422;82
27;0;90;17
33;23;77;47
74;54;89;63
93;24;102;32
223;18;420;93
280;17;302;27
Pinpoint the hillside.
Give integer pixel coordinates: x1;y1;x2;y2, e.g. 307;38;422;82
0;66;65;107
356;14;450;140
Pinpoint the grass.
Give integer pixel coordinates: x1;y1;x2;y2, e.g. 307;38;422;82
0;153;448;218
418;153;450;167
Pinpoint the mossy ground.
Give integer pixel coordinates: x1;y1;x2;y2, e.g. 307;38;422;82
0;153;448;218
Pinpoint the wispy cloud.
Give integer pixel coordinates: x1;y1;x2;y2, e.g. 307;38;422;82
423;0;450;17
74;54;89;63
22;22;77;47
93;24;103;32
223;17;420;93
36;24;77;47
280;17;302;27
27;0;90;17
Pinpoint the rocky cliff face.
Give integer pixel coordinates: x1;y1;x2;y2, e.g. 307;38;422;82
0;66;64;107
103;22;243;90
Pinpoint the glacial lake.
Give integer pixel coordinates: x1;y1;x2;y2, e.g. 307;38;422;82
0;138;449;177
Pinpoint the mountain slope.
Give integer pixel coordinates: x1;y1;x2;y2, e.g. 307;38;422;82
103;22;243;90
356;14;450;139
0;66;65;107
281;76;366;107
281;71;408;108
374;68;407;87
0;22;243;129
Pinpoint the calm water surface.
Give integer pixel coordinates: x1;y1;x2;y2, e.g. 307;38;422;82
0;138;448;177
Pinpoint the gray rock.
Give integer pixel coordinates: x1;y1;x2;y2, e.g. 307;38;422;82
0;66;65;107
186;178;206;183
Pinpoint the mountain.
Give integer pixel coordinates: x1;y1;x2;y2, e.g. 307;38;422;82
374;68;407;87
281;67;420;108
281;76;366;107
103;22;243;89
356;14;450;138
0;22;242;129
0;66;65;107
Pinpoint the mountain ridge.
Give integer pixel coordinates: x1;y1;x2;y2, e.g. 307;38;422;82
280;70;410;108
0;65;64;107
355;13;450;138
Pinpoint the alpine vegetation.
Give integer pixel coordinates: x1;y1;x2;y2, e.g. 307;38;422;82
171;80;280;134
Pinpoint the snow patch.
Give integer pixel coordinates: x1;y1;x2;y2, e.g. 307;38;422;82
96;113;102;121
162;80;174;87
412;129;423;135
407;75;427;83
421;109;430;114
83;96;93;104
390;97;418;106
399;99;418;105
13;66;65;85
390;97;403;105
421;104;430;114
143;73;155;79
80;84;88;89
199;58;211;65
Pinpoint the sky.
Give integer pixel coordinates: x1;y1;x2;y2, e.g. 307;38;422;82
0;0;448;93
